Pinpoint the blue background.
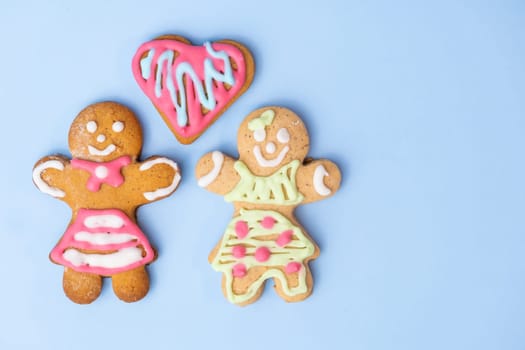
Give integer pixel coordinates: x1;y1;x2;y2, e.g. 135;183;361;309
0;0;524;349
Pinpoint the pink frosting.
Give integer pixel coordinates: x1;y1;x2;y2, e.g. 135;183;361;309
260;216;276;229
235;220;249;239
254;247;271;262
276;230;293;247
50;208;154;276
232;245;246;259
71;156;131;192
132;40;247;140
232;263;247;278
285;262;302;274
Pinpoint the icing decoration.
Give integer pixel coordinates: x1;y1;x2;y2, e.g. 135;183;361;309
132;40;248;139
210;209;314;304
253;144;289;168
261;216;276;229
71;156;131;192
248;110;275;131
265;142;276;154
88;144;116;157
285;262;302;274
253;129;265;142
50;208;155;275
276;230;293;247
86;121;97;133
139;157;181;200
313;165;331;196
276;128;290;143
235;220;249;239
96;134;106;143
197;151;224;187
254;247;271;262
232;245;246;258
112;121;124;132
232;263;247;278
32;160;65;198
225;160;304;205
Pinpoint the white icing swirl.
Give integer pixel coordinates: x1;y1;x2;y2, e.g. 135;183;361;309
140;157;181;200
313;165;331;196
33;160;65;198
198;151;224;187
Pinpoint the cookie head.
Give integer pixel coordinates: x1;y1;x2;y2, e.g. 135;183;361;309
68;102;143;162
238;107;309;175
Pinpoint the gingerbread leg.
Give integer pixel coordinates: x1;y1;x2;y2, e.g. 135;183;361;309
273;265;313;302
224;266;268;306
111;266;150;302
63;267;103;304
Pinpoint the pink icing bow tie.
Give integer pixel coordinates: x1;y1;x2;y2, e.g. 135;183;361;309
71;156;131;192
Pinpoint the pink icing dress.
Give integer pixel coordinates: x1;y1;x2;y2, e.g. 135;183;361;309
49;156;155;276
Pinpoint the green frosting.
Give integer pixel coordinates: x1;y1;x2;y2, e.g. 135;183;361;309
210;209;315;304
247;109;275;130
224;160;304;205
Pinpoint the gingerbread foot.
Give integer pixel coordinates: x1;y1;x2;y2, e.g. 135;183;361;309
63;267;102;304
112;266;150;302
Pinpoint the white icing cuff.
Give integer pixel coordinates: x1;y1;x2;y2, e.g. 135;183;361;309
313;165;331;196
32;160;65;198
140;157;181;201
198;151;224;187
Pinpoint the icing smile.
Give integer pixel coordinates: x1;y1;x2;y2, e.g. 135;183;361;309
88;144;116;156
253;145;289;167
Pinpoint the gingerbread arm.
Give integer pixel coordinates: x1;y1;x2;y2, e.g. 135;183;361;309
195;151;240;195
133;156;181;203
296;159;341;204
32;155;70;201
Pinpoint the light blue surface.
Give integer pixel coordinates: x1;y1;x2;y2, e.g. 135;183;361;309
0;0;524;349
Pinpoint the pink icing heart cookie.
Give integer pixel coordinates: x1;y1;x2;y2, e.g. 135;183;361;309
132;35;255;144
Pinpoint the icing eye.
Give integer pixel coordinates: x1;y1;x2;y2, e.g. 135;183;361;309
253;129;266;142
277;128;290;144
86;121;97;133
112;121;124;133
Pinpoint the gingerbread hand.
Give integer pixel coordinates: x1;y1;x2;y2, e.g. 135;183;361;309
297;160;341;203
195;151;240;195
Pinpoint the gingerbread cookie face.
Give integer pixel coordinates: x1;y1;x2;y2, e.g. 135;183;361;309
33;102;181;304
132;35;255;144
196;106;342;306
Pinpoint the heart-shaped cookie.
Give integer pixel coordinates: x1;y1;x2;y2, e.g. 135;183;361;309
132;35;255;144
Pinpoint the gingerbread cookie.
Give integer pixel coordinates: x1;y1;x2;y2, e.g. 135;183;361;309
32;102;181;304
132;35;255;144
196;107;341;306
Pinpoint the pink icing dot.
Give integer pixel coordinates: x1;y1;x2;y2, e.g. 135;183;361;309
235;220;249;239
232;245;246;259
260;216;276;229
254;247;271;262
232;263;247;278
285;262;302;274
276;230;293;247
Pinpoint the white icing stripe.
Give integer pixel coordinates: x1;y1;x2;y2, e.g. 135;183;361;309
84;215;124;228
62;247;143;269
33;160;65;198
88;144;116;156
74;232;137;245
253;145;289;168
313;165;331;196
140;157;181;200
198;151;224;187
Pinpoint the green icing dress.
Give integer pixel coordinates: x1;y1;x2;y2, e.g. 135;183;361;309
211;160;316;304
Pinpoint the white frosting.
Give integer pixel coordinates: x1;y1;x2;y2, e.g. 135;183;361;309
95;165;108;179
140;157;181;200
84;214;124;228
96;134;106;143
313;165;331;196
198;151;224;187
253;145;289;167
265;142;276;154
253;129;266;142
74;232;137;245
32;160;65;198
277;128;290;143
112;121;124;132
86;121;97;133
62;247;143;269
88;144;116;156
